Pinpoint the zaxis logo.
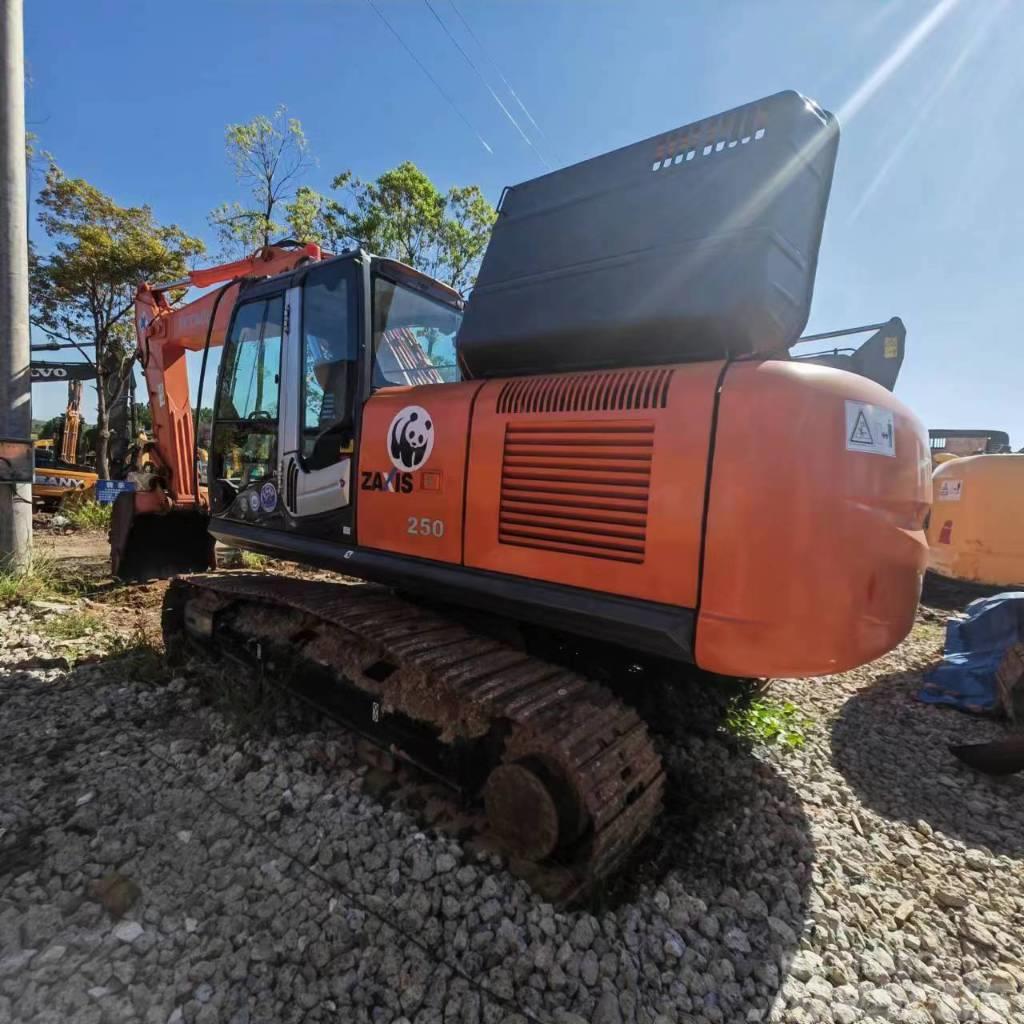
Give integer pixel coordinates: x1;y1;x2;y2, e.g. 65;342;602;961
360;468;414;493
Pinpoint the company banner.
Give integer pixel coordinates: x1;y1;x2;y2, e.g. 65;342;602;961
30;361;97;383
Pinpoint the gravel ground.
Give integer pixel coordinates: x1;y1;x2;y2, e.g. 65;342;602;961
2;580;1023;1024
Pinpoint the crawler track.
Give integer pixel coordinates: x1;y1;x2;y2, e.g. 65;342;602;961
163;573;664;898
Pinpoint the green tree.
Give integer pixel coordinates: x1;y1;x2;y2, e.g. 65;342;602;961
286;161;496;293
36;416;63;440
132;401;153;434
210;106;314;256
196;408;215;448
30;162;205;478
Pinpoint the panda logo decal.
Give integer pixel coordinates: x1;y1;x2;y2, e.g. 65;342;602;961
387;405;435;471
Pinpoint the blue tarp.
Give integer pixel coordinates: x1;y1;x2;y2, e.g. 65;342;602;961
919;592;1024;714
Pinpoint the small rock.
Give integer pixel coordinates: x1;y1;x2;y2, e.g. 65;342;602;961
861;989;894;1015
932;888;968;910
113;921;144;944
88;874;142;919
987;969;1018;994
33;945;66;967
724;926;751;953
569;916;596;950
790;950;823;982
806;976;833;1002
960;916;998;949
766;916;797;945
592;991;622;1024
893;899;916;925
964;848;990;871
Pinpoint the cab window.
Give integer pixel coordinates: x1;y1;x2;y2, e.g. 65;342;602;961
372;277;462;389
212;295;284;488
301;260;357;469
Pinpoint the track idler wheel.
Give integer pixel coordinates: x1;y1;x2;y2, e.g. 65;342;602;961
483;755;587;862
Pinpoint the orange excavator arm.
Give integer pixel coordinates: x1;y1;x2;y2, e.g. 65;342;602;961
132;243;322;506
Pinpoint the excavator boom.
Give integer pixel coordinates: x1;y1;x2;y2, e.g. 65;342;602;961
111;243;322;577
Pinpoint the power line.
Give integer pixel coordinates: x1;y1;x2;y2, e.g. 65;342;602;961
447;0;555;158
422;0;549;170
365;0;493;155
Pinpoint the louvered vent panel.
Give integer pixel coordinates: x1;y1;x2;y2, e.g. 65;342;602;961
499;422;654;564
496;368;673;415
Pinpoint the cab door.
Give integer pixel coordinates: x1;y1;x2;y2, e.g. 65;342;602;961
278;257;361;540
209;288;287;527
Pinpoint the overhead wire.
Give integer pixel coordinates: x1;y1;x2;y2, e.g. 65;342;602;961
447;0;553;153
364;0;493;155
422;0;550;170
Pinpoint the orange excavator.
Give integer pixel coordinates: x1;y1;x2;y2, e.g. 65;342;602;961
112;91;930;885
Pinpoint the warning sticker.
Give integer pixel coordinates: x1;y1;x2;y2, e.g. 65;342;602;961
938;479;963;502
884;336;899;359
845;401;895;457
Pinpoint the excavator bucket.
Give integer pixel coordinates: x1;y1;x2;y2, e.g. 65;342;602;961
110;494;213;581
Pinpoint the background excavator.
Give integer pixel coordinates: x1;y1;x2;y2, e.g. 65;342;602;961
926;428;1024;587
110;91;931;888
32;380;99;507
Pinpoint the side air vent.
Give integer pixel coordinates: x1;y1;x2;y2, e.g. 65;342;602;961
498;422;653;564
285;460;299;514
496;369;673;416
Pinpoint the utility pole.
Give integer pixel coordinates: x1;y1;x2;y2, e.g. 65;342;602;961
0;0;32;571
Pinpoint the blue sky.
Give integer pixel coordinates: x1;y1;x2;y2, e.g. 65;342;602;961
26;0;1024;446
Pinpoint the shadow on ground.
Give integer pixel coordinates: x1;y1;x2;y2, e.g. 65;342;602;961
920;571;1014;613
831;666;1024;857
590;710;813;1020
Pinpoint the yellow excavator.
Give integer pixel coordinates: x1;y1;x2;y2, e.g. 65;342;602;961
32;380;99;508
927;429;1024;587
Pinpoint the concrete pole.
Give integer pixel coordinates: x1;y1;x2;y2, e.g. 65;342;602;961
0;0;32;571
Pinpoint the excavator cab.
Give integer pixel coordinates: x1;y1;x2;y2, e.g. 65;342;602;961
205;253;462;543
112;246;464;579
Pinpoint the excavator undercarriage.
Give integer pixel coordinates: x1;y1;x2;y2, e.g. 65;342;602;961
165;573;665;897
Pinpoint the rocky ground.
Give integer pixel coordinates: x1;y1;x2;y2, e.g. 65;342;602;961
1;552;1023;1024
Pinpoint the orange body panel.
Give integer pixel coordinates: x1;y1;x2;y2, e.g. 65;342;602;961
697;361;931;677
357;359;929;678
357;382;485;562
463;364;720;606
